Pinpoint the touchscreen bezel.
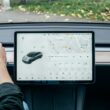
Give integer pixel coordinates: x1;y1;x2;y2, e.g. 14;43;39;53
14;31;95;85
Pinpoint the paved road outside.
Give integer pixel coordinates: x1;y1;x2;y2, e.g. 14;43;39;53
0;8;95;23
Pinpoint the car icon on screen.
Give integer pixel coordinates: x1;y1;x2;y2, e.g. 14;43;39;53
22;52;43;64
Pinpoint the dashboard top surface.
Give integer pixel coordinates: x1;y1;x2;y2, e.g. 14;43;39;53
0;22;109;44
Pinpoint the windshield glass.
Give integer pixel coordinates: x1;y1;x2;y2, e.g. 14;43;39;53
0;0;110;23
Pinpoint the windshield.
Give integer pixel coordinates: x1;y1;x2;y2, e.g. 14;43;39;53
0;0;110;23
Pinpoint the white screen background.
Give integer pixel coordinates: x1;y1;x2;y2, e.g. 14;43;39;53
17;33;93;81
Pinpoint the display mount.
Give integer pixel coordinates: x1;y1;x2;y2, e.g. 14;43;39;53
14;31;95;84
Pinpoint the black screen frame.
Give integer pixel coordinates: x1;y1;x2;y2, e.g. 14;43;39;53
14;31;95;85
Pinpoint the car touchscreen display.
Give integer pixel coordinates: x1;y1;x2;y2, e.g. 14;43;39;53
15;31;94;84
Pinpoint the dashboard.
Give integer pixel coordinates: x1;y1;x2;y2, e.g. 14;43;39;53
0;22;110;84
0;22;110;110
2;22;109;66
2;22;110;84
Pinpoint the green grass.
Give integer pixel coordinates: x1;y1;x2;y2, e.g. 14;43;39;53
12;0;110;21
